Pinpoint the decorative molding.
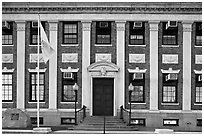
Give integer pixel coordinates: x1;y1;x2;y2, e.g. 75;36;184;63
149;21;159;31
60;67;79;73
129;54;145;63
161;67;180;74
62;53;78;63
128;67;147;73
2;54;13;63
162;54;178;64
195;55;202;64
30;54;44;63
88;61;119;72
28;68;47;72
16;21;26;31
2;67;15;72
17;26;25;31
116;21;126;31
96;53;111;62
82;21;91;31
194;69;202;74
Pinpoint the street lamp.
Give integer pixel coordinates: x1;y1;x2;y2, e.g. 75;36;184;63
128;83;134;125
73;83;79;125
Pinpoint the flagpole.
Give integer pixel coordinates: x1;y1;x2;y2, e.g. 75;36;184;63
37;14;40;128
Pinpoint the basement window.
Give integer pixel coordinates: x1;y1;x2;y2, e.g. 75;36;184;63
31;117;44;125
61;118;75;125
130;118;145;126
197;119;202;126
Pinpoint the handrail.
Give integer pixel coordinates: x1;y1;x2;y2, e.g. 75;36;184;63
120;105;130;125
76;105;86;125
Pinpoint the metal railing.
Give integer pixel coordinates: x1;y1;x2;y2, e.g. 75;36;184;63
76;105;87;125
120;105;130;125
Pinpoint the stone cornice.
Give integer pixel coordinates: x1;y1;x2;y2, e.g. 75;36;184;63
2;2;202;14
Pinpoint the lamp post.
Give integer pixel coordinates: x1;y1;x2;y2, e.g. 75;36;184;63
128;83;134;125
73;83;79;125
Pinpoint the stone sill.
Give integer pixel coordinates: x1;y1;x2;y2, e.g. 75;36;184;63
128;44;146;47
128;102;146;105
61;44;79;46
161;103;179;105
2;44;14;46
95;44;112;46
162;45;179;48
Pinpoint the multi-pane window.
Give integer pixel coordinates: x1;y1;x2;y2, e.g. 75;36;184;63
30;73;45;102
195;74;202;103
195;22;202;46
162;22;178;45
63;22;78;44
162;73;178;103
96;21;111;44
130;73;145;103
2;73;13;101
62;72;77;102
30;21;45;45
129;22;145;45
2;21;13;45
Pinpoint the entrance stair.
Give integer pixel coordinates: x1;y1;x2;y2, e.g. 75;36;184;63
70;116;138;131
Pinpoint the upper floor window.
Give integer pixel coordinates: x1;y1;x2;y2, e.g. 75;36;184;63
195;74;202;103
30;73;45;102
2;73;13;102
129;22;145;45
130;73;145;103
2;21;13;45
195;22;202;46
30;21;45;45
162;21;178;45
62;72;77;102
96;21;111;44
162;73;178;103
63;22;78;44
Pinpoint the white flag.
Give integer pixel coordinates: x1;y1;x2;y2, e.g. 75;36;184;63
40;22;55;63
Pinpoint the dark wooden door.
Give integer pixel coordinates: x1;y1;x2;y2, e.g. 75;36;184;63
93;78;114;116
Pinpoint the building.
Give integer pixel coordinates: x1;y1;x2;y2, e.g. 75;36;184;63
1;2;202;131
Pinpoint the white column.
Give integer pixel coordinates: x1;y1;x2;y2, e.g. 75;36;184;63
149;21;159;110
182;21;193;110
116;21;126;113
82;21;91;110
16;21;26;109
48;21;58;110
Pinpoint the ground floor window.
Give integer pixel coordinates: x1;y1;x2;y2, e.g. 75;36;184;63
62;85;76;102
2;73;13;101
195;87;202;103
131;86;144;102
162;86;177;103
30;73;45;102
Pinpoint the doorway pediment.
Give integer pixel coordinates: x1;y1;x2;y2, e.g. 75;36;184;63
88;61;119;72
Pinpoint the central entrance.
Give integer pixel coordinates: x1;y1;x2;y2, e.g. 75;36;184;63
93;78;114;116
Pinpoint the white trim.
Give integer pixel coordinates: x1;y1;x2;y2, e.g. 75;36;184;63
28;102;46;104
28;44;38;47
60;102;79;104
2;67;15;72
128;67;147;73
194;103;202;106
162;45;179;48
60;67;79;73
28;68;47;73
161;68;180;74
128;44;146;47
2;102;13;103
194;45;202;48
61;44;79;46
128;102;146;105
161;103;180;106
94;44;112;47
2;44;14;47
194;70;202;74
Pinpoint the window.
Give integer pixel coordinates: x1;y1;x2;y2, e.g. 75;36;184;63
31;117;43;125
30;21;45;45
63;22;78;44
62;72;77;102
195;22;202;46
129;22;145;45
61;118;75;125
2;21;13;45
30;73;45;102
163;119;179;126
2;73;13;101
96;21;111;44
162;22;178;45
162;73;178;103
130;118;145;126
197;119;202;126
195;74;202;103
130;73;145;103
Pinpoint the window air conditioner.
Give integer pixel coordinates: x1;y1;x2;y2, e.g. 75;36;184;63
133;73;143;80
99;22;108;28
133;22;142;29
32;22;38;28
165;73;177;81
198;75;202;82
63;72;74;80
2;21;10;29
166;21;177;29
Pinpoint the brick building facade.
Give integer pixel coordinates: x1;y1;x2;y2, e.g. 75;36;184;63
2;2;202;131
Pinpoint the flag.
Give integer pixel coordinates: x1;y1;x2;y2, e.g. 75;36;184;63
40;22;55;63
